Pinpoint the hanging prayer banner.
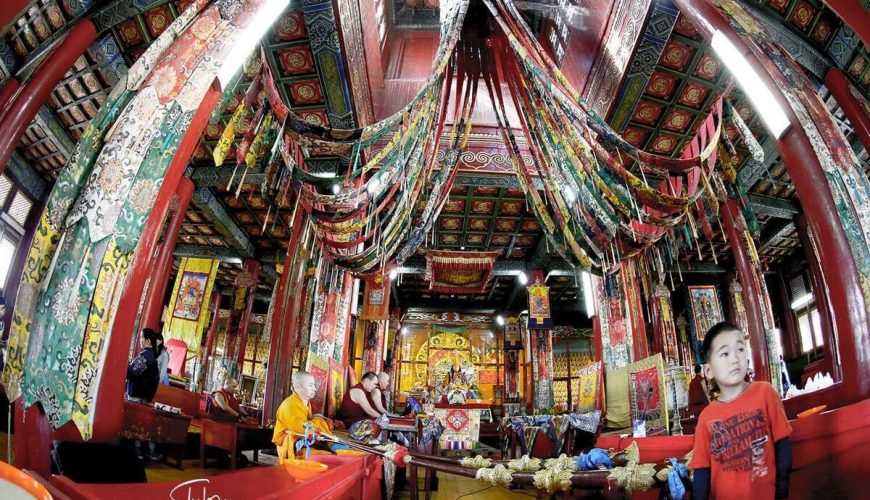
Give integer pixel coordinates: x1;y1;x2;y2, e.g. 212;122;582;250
687;285;723;341
434;408;481;450
307;354;330;415
527;280;553;330
360;275;391;320
327;359;345;419
503;317;522;350
423;249;500;294
576;361;601;413
505;350;519;399
362;321;385;373
628;354;669;435
164;258;218;354
530;329;555;411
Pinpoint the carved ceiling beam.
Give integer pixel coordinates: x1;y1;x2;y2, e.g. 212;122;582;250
747;193;799;219
192;188;256;258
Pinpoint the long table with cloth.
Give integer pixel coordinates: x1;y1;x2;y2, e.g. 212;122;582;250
501;411;602;459
47;454;383;500
120;400;191;467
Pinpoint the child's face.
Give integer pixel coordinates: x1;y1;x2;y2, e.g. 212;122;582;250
703;329;748;389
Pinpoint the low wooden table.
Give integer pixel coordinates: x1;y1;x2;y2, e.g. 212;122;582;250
199;419;275;469
120;400;191;467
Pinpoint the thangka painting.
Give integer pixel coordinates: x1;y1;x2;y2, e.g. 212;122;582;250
434;408;481;450
327;359;345;419
307;354;330;415
628;354;669;435
172;271;209;320
688;285;723;341
504;318;522;350
576;361;601;413
527;280;553;329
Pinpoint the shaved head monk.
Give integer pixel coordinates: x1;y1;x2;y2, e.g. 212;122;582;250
272;371;332;462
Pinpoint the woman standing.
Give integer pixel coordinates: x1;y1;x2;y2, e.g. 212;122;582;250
126;328;160;403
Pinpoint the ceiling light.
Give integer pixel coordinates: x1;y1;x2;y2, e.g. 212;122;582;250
389;268;398;280
581;270;596;318
366;176;381;195
460;246;465;250
401;326;408;335
563;186;577;204
495;315;505;326
711;30;790;138
217;0;291;89
331;183;340;195
518;271;528;285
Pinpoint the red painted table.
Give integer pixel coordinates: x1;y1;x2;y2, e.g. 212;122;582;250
121;400;192;467
199;418;275;469
48;455;383;500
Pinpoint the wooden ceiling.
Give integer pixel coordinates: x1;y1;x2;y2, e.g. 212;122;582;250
2;0;867;306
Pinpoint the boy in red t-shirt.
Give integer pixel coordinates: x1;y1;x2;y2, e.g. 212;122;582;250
690;322;792;499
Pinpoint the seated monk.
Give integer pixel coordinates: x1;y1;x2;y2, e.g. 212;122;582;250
211;378;250;421
272;371;333;463
338;371;383;432
371;372;393;415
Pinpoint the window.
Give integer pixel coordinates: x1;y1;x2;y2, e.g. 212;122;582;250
8;191;33;226
0;235;15;290
0;175;11;206
797;306;824;354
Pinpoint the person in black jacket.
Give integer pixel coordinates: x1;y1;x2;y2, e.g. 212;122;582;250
126;328;160;403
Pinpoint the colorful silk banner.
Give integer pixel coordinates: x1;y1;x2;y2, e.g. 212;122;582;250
628;353;669;435
164;258;218;354
505;350;519;399
434;408;481;450
530;329;554;411
576;361;601;413
362;320;385;373
423;249;500;294
504;317;522;350
527;280;553;330
307;353;330;415
359;275;390;320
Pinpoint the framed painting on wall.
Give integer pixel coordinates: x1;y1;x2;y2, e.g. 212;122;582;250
688;285;723;341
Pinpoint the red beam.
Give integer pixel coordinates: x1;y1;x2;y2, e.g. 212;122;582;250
0;19;96;176
825;68;870;154
672;0;870;406
0;77;20;123
140;177;195;331
90;84;221;442
0;1;31;37
821;0;870;48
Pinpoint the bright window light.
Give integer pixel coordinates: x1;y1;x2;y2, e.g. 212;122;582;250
518;271;528;285
495;315;505;326
711;30;790;139
401;326;408;335
331;183;341;194
389;268;398;281
0;236;15;289
581;270;596;318
791;293;814;310
217;0;292;89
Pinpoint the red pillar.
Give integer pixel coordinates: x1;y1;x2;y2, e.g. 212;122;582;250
794;213;840;380
90;85;221;442
0;19;96;176
0;77;21;123
263;206;307;420
13;404;52;476
199;291;223;391
721;200;769;382
672;0;870;406
140;177;195;331
235;259;261;370
825;68;870;154
820;0;870;47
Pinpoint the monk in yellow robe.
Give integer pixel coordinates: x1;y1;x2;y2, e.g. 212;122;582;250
272;371;332;463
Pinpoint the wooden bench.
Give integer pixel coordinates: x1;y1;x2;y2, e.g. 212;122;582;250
199;419;275;470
